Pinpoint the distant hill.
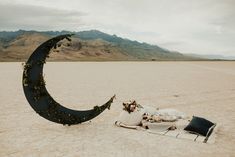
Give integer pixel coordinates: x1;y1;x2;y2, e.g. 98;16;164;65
184;53;235;60
0;30;201;61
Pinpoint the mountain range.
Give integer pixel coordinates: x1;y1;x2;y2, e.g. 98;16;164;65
184;53;235;60
0;30;202;61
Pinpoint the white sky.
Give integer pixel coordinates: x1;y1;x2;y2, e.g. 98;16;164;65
0;0;234;56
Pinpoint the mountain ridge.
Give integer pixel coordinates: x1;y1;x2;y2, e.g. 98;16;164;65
0;30;201;61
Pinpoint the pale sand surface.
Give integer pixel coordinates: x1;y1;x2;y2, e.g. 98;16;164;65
0;61;235;157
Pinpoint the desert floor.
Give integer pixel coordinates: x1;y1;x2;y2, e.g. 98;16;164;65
0;61;235;157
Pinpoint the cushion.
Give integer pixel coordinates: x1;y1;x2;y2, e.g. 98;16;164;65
184;116;215;136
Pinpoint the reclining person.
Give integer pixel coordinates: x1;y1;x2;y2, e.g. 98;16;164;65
115;100;187;130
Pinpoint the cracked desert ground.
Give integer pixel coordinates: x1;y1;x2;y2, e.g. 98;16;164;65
0;61;234;157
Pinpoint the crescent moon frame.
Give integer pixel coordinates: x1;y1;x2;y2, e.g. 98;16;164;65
22;34;115;125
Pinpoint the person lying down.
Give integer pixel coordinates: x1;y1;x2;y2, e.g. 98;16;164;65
115;100;188;130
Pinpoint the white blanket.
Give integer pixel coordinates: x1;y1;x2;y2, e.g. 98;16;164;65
116;106;187;126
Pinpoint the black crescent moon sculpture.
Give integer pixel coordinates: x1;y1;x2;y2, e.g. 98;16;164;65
22;34;115;125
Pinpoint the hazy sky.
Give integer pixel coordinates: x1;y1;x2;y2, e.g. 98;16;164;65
0;0;234;56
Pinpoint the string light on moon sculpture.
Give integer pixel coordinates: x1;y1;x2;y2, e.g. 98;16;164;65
22;34;115;125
